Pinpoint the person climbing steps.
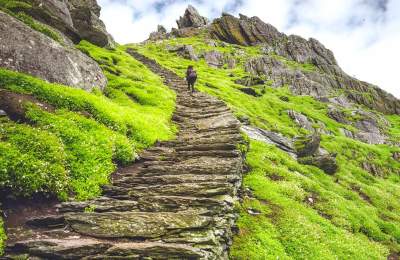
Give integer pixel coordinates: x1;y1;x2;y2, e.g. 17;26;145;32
186;65;197;93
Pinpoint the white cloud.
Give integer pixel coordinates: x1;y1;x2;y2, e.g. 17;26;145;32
98;0;400;98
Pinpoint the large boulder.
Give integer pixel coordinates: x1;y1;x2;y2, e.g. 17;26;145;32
204;50;224;68
294;133;321;158
68;0;115;48
0;11;107;91
176;5;208;29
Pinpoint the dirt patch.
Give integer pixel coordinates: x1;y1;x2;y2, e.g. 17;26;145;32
351;185;372;204
388;252;399;260
260;199;282;224
267;173;284;181
304;192;319;206
0;89;54;122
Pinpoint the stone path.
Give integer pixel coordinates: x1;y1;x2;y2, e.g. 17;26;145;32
3;50;245;259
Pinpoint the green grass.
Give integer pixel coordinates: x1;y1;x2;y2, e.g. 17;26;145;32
0;42;176;201
135;36;400;258
0;218;5;256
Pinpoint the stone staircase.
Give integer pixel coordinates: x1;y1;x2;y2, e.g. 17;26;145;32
3;50;245;259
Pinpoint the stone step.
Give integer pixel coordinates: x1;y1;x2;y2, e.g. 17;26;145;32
113;174;240;187
64;211;212;239
103;182;234;198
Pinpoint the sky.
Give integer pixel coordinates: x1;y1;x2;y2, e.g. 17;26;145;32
98;0;399;98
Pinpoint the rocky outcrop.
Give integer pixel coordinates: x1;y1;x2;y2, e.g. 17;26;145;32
241;125;297;158
176;5;208;29
208;13;400;115
235;76;265;87
68;0;115;48
5;51;245;259
148;25;168;41
294;134;338;174
11;0;115;47
204;50;224;68
166;45;198;61
288;110;314;132
210;13;283;47
0;11;107;91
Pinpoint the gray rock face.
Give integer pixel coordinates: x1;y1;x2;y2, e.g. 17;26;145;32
22;0;81;43
19;0;114;47
244;56;331;98
288;110;314;132
294;133;338;174
0;11;107;91
68;0;115;48
234;76;265;86
166;45;198;61
204;50;224;68
241;125;296;158
209;12;400;115
176;5;208;29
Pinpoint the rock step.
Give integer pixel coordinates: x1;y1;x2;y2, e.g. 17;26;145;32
102;182;235;198
113;174;240;187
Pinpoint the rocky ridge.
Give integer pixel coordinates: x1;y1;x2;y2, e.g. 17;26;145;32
149;6;399;116
3;51;245;259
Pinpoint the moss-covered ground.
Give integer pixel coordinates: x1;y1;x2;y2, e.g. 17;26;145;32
0;42;176;201
134;36;400;258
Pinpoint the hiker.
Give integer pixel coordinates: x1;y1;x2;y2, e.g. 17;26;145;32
186;65;197;93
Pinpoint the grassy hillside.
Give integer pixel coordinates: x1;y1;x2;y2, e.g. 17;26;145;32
133;36;400;259
0;42;176;252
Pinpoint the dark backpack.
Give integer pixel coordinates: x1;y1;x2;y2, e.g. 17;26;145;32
188;70;197;80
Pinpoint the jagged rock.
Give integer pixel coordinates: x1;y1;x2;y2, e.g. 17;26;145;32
68;0;115;48
0;11;107;91
361;162;384;177
20;0;81;44
239;88;261;97
176;5;208;29
339;128;354;138
209;13;400;115
393;152;400;161
206;39;218;47
167;45;198;61
328;106;349;124
294;133;321;157
288;110;314;132
0;109;7;116
280;96;290;102
241;125;296;157
226;56;236;69
204;50;224;68
234;76;265;86
244;56;331;98
157;24;167;34
148;25;168;41
210;13;283;46
298;154;338;175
